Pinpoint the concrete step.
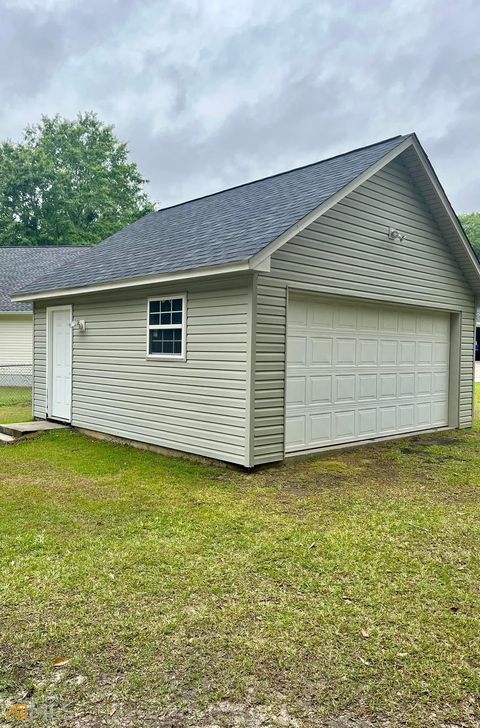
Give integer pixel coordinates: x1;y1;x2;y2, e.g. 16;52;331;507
0;432;16;444
0;420;68;438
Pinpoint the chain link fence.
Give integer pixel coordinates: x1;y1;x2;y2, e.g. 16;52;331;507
0;364;32;407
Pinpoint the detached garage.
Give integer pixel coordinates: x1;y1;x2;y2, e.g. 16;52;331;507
13;133;480;467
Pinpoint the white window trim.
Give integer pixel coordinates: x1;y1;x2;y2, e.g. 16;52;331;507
146;293;187;361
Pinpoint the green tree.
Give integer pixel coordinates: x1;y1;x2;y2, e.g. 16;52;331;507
0;112;154;246
459;213;480;260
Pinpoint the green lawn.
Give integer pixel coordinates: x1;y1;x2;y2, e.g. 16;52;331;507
0;386;32;424
0;389;479;727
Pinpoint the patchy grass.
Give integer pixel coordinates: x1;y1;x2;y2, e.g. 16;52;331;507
0;386;32;424
0;388;479;727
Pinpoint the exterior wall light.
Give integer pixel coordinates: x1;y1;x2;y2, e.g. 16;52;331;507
388;226;407;242
70;318;87;331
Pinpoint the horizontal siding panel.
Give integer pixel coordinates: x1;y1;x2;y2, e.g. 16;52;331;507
274;258;471;306
187;324;247;335
74;373;246;395
295;224;471;287
73;385;246;416
72;403;245;442
74;419;246;463
73;360;247;377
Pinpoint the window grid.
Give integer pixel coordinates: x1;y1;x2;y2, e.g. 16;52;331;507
147;296;185;358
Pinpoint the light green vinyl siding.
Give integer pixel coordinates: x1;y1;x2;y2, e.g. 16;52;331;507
33;306;46;416
33;275;252;466
253;156;476;464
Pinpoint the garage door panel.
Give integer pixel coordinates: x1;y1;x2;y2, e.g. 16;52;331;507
289;299;308;327
379;406;396;432
434;317;450;336
336;305;357;328
433;371;448;394
416;402;432;426
286;415;306;448
358;374;377;400
417;341;433;365
288;336;307;365
358;308;379;330
399;404;415;428
310;413;332;444
434;341;449;364
380;340;397;365
286;376;306;406
358;408;377;435
336;339;355;366
334;410;356;438
336;375;355;402
398;372;415;397
379;373;397;398
311;303;334;328
311;337;333;366
286;296;450;452
399;341;416;365
432;401;449;424
380;310;399;332
417;314;434;335
358;339;378;365
311;375;332;404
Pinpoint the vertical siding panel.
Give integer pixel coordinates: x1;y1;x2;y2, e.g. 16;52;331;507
254;282;286;461
254;157;476;464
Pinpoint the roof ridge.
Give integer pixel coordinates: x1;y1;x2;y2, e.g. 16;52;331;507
0;245;88;249
156;134;409;214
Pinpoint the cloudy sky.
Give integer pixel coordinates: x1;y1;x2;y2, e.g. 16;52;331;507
1;0;479;211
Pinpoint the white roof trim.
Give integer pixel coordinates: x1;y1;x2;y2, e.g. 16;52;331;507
12;259;254;302
0;310;32;315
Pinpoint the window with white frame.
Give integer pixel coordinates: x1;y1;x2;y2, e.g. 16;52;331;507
147;295;185;358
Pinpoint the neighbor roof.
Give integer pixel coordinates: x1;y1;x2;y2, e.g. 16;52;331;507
14;135;412;297
0;247;85;312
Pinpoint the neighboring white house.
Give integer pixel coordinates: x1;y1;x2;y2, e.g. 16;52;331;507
0;247;83;384
13;134;480;466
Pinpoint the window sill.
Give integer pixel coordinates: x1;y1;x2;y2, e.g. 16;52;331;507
146;354;186;362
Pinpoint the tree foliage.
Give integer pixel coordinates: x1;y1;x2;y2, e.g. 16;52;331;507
459;213;480;260
0;113;154;247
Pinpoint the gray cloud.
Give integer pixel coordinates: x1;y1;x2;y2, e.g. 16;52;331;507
0;0;479;211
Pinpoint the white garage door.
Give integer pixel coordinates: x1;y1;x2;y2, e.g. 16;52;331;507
286;295;450;453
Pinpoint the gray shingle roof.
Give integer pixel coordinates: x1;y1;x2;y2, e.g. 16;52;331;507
15;135;408;297
0;247;85;312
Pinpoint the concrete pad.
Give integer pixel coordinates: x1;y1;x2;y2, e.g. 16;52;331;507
0;420;68;438
0;432;15;443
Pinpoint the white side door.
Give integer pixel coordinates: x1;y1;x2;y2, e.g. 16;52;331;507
47;306;72;421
